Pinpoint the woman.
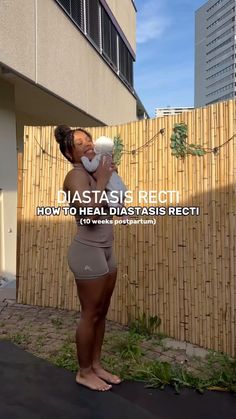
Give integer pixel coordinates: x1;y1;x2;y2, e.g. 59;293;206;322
55;125;121;392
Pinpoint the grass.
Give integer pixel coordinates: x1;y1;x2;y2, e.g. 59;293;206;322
10;332;31;346
50;329;236;394
51;317;63;328
3;312;236;394
35;335;45;349
50;342;78;372
201;352;236;392
105;331;144;360
130;360;236;394
128;313;162;339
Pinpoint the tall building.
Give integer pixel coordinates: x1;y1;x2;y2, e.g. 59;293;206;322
195;0;236;107
155;107;193;118
0;0;138;288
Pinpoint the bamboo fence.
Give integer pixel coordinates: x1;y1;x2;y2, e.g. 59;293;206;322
17;100;236;356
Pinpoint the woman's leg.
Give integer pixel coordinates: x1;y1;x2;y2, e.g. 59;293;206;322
75;273;112;391
92;269;121;384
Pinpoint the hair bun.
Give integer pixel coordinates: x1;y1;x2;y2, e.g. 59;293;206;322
54;125;71;144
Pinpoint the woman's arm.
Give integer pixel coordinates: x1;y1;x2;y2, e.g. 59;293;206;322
64;157;113;219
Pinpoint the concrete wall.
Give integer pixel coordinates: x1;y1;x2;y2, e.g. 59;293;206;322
0;79;17;282
0;0;36;80
0;0;136;125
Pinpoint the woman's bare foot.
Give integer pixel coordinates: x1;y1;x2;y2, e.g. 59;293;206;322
76;370;112;391
93;365;122;384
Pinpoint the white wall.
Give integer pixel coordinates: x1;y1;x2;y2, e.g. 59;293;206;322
0;79;17;282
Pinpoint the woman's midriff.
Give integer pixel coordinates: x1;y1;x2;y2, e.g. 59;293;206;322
74;217;114;247
68;163;114;247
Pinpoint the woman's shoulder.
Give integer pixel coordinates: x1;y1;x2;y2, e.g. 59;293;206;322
66;164;87;177
63;164;94;191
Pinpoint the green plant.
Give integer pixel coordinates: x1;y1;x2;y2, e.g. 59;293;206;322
44;329;236;394
11;333;31;346
51;317;63;328
170;123;206;159
52;342;77;372
35;335;45;348
132;357;236;394
145;361;173;389
202;351;236;392
113;135;124;166
64;333;75;343
171;365;210;394
109;332;143;360
128;313;161;338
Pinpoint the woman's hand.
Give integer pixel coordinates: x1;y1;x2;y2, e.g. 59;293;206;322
110;162;118;173
93;155;114;184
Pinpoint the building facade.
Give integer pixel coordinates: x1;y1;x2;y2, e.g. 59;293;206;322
155;107;194;118
0;0;137;289
195;0;236;107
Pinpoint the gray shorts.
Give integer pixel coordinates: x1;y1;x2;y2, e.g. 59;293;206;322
67;240;117;280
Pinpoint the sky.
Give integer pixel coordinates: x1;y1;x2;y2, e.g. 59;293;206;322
134;0;206;117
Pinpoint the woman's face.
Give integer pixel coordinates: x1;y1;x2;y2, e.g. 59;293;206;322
71;130;94;162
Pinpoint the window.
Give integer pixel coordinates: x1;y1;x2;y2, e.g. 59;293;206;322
207;15;235;36
206;73;234;89
119;37;133;87
71;0;83;30
206;37;234;56
57;0;84;29
206;64;234;79
207;91;234;105
58;0;70;13
207;0;235;21
206;27;234;47
206;82;234;97
207;0;224;13
207;6;235;29
86;0;100;47
101;8;117;69
55;0;134;91
207;55;234;72
206;46;234;65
